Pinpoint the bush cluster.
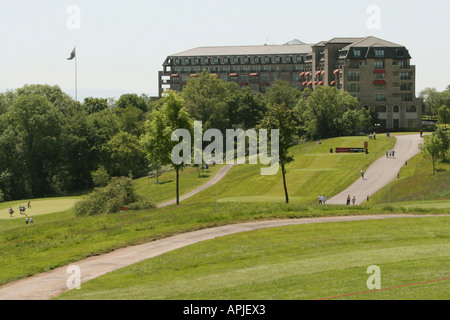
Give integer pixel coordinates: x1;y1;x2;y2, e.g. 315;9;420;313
74;177;154;216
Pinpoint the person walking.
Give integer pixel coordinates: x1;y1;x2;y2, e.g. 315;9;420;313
318;194;323;205
352;196;356;205
346;195;351;205
392;150;395;158
9;207;14;217
361;169;365;180
323;195;327;205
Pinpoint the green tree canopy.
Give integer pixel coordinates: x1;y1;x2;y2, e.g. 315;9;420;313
295;86;370;140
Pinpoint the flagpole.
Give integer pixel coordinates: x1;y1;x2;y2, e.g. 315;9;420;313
75;46;78;101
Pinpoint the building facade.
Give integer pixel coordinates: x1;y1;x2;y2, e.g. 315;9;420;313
159;36;422;130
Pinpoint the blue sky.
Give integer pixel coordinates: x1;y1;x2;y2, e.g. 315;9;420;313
0;0;449;100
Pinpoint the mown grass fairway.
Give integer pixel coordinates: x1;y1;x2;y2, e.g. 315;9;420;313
0;198;78;220
190;136;395;204
56;216;450;300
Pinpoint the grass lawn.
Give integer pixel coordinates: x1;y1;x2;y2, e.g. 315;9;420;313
0;134;447;298
56;216;450;300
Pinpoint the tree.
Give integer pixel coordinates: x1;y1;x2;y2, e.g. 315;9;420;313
102;131;148;178
141;90;193;205
265;80;300;110
181;70;230;132
116;93;149;113
295;86;369;140
437;105;450;130
0;94;63;197
434;126;450;162
257;103;299;204
419;134;443;174
91;165;110;187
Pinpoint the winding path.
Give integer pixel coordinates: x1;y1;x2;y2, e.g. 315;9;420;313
0;214;441;300
327;134;423;205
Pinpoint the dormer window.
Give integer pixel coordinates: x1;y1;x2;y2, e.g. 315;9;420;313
375;49;385;57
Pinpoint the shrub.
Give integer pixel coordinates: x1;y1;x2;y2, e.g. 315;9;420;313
74;177;155;216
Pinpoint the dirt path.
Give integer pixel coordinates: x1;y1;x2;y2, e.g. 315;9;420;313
327;134;423;205
0;214;440;300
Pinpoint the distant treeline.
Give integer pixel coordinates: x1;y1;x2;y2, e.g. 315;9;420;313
0;73;378;201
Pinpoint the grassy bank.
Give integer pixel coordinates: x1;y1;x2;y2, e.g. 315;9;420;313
57;216;450;300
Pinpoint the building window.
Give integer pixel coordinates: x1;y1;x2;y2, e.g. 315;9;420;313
407;119;417;128
348;84;360;92
232;66;240;72
263;65;271;71
296;55;303;63
251;85;258;91
295;65;304;71
254;56;261;64
264;56;271;64
377;106;387;113
233;57;240;64
221;76;228;82
375;94;386;101
194;58;201;65
223;57;230;64
348;72;360;81
261;75;269;81
402;94;413;102
175;58;182;65
275;56;282;63
374;61;385;69
213;57;220;64
285;56;292;63
375;73;386;79
406;105;417;112
400;72;411;80
400;83;412;91
204;58;210;65
184;58;191;65
242;66;250;72
243;57;250;64
396;49;404;57
222;66;230;72
375;49;385;57
393;105;400;113
252;66;261;72
240;75;248;82
354;49;361;57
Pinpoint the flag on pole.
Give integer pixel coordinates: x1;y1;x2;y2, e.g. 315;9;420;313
67;47;76;60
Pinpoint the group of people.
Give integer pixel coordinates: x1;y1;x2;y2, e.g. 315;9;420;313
346;195;357;205
386;150;395;158
369;132;377;140
8;200;33;224
318;194;327;205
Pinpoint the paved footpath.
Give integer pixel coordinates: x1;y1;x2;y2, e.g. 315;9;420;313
327;134;423;205
0;214;440;300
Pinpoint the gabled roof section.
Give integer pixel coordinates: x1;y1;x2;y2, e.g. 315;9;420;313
169;44;313;57
342;36;404;49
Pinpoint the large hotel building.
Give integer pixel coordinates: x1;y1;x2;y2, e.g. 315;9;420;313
159;36;422;130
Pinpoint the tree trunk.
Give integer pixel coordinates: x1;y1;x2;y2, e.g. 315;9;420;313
176;167;180;205
281;163;289;204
